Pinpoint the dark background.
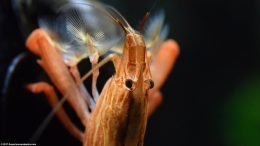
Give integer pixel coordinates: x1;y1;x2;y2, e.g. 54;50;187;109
1;0;260;146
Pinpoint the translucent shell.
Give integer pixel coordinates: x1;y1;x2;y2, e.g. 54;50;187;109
39;0;169;65
39;1;125;66
142;10;169;56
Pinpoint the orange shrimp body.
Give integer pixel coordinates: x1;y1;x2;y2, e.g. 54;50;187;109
85;31;151;146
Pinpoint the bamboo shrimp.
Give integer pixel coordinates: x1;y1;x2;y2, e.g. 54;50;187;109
26;0;179;145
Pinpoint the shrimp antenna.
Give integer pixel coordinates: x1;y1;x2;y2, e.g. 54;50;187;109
115;19;128;33
104;5;131;29
138;0;158;32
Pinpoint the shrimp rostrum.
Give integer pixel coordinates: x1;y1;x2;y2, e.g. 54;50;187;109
26;0;179;145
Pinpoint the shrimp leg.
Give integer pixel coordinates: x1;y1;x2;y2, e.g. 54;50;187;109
27;82;84;142
70;65;95;110
26;29;90;125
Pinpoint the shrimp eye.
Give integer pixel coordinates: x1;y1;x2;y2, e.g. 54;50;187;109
144;79;154;89
149;80;154;89
125;79;134;90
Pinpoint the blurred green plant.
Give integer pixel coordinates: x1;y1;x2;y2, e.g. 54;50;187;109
223;74;260;146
